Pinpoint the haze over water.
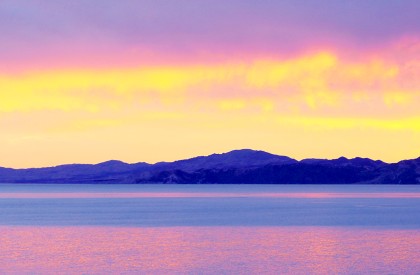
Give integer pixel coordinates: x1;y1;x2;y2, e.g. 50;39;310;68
0;184;419;274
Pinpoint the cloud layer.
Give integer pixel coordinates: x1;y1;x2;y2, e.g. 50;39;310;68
0;1;419;167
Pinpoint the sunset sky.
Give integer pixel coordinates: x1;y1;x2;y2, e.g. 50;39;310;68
1;0;419;168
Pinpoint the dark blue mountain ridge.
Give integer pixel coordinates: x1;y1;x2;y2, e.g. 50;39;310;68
0;149;418;184
301;156;386;169
153;149;297;171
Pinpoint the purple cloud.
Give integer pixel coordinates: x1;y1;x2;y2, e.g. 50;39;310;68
0;0;418;68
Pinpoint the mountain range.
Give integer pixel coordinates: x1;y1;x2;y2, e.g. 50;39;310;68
0;149;419;184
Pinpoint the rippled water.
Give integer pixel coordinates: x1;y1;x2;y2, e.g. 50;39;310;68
1;227;419;274
0;184;419;274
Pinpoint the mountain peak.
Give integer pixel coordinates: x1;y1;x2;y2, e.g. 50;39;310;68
218;149;279;158
162;149;297;171
96;160;128;166
337;156;348;161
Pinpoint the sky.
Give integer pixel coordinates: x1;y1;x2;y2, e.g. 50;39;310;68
0;0;419;168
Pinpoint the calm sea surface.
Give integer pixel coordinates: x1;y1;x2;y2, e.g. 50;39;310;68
0;184;419;274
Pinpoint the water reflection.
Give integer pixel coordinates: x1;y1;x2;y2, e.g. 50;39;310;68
0;226;418;274
0;192;419;198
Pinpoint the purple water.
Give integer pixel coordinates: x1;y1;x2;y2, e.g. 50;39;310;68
0;184;419;274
